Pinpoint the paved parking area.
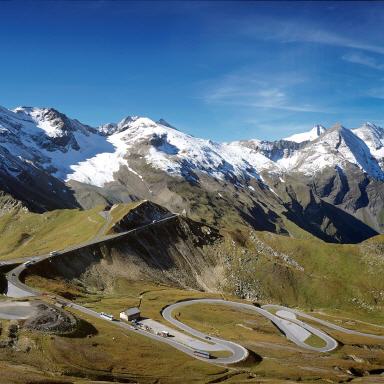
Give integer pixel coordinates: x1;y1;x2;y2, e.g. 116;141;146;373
279;318;311;342
276;309;297;320
0;301;37;320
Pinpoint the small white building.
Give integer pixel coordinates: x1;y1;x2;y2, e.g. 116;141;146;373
120;307;140;322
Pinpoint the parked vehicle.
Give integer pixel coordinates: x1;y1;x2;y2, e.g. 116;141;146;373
49;251;59;256
99;312;114;321
193;350;211;359
157;330;171;337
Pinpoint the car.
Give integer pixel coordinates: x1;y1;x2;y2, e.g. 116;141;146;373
205;336;212;340
49;251;59;257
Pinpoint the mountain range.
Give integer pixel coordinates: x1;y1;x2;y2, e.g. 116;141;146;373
0;105;383;243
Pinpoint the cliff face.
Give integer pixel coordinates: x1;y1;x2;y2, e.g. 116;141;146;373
24;215;224;295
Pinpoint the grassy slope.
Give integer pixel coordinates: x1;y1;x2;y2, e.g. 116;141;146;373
0;202;144;261
0;207;104;261
221;228;384;318
364;233;384;244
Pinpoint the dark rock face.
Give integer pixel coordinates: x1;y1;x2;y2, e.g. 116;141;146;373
111;200;171;232
311;166;384;234
283;197;378;243
0;146;79;212
270;164;383;242
24;303;78;335
238;139;305;161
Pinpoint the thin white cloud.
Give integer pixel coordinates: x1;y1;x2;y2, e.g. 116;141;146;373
342;52;384;70
203;72;326;113
286;29;384;55
243;20;384;55
367;87;384;99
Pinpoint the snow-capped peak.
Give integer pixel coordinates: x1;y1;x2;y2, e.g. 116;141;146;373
284;124;327;143
353;122;384;149
278;123;384;179
98;116;158;136
352;122;384;167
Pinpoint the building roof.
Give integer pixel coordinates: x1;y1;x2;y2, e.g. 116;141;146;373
121;307;140;316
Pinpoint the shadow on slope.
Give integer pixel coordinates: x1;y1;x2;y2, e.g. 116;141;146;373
284;198;378;243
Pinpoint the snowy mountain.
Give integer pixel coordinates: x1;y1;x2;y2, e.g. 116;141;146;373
0;107;276;188
352;122;384;169
279;124;384;179
284;124;327;143
2;106;383;187
0;105;383;242
70;117;280;187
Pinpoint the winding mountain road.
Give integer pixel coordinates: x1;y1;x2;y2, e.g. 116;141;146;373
1;213;384;365
263;304;384;341
163;299;338;353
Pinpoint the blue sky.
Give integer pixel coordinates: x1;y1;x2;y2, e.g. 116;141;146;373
2;1;384;141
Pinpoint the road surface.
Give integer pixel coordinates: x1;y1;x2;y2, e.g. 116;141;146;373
0;301;37;320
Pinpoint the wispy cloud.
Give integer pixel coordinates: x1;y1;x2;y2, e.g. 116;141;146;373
284;29;384;55
342;52;384;70
366;86;384;99
242;20;384;56
203;72;326;113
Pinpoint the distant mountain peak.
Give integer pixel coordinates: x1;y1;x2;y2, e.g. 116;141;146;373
99;116;159;136
352;122;384;158
156;118;176;129
360;121;384;131
284;124;327;143
313;124;326;133
118;115;140;127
